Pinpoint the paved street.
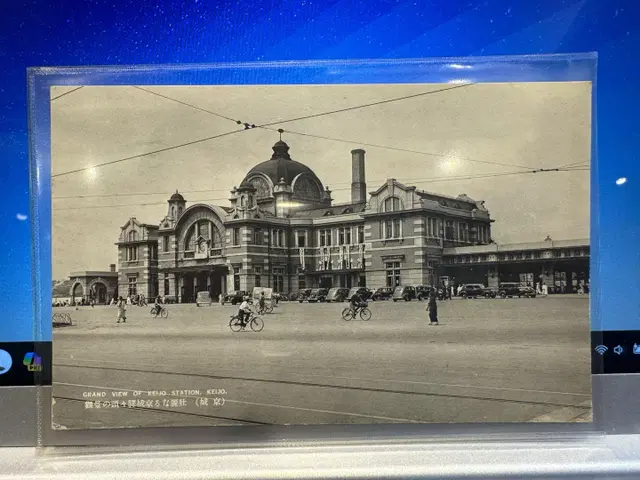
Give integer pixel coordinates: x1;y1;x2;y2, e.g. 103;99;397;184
52;296;591;430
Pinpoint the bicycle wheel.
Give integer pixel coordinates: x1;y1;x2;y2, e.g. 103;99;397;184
150;308;156;316
265;305;273;314
160;308;168;318
229;317;243;332
250;316;264;332
359;308;372;321
341;308;354;321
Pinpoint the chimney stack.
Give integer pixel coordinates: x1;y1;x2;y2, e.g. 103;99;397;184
110;264;116;272
351;149;366;204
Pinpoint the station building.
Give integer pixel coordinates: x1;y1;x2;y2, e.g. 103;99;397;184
115;140;589;303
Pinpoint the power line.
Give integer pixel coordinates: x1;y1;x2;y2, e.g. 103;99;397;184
131;85;531;172
271;127;532;171
258;83;473;127
52;82;474;179
51;168;584;210
51;86;83;101
52;197;227;212
132;86;241;124
51;128;244;178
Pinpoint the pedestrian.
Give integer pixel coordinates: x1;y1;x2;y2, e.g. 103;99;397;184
427;292;439;326
117;296;127;324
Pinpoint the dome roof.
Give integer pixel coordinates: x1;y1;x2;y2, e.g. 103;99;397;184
169;190;185;202
242;141;323;188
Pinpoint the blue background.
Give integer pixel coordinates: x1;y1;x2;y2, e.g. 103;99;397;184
1;0;638;341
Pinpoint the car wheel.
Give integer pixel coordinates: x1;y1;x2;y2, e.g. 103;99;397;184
500;293;506;299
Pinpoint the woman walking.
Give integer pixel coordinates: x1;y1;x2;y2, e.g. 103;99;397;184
427;292;439;326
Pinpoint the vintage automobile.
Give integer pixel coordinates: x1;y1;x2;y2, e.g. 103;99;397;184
415;285;446;301
392;285;417;302
497;282;536;298
370;287;394;301
326;287;350;302
308;288;329;303
195;291;213;307
297;288;313;303
346;287;372;301
221;290;248;305
459;284;488;299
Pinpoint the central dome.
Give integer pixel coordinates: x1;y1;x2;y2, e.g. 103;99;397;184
242;140;324;189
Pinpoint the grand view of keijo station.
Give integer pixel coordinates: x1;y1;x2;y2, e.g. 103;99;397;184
60;140;589;304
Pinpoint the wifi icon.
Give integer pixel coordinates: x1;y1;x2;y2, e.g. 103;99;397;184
595;345;608;355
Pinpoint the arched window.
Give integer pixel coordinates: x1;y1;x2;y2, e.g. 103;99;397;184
128;231;137;242
382;196;402;212
184;220;222;251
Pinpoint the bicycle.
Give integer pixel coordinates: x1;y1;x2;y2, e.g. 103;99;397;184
341;305;372;321
229;312;264;332
256;303;274;315
150;306;168;318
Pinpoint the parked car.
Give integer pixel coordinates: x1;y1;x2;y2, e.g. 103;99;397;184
496;283;536;298
392;285;416;302
518;286;537;298
222;290;248;305
498;282;536;298
415;285;446;301
297;288;313;303
326;287;350;302
459;284;487;299
195;291;213;307
346;287;372;301
371;287;394;301
308;288;329;303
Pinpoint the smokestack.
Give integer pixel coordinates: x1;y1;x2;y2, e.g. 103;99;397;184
110;264;116;272
351;149;366;204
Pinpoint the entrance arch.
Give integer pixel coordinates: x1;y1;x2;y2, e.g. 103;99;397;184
70;282;84;304
88;279;109;304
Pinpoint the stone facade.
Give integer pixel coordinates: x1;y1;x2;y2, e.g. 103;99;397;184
114;141;589;302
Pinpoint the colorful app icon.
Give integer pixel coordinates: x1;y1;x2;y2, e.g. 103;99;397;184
0;349;12;375
23;352;42;372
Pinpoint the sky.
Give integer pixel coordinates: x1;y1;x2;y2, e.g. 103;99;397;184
50;82;591;280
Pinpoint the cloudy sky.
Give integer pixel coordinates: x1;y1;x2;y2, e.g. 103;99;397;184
50;82;591;280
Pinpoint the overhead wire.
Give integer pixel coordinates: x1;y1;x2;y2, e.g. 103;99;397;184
51;82;474;178
50;86;84;101
51;167;587;211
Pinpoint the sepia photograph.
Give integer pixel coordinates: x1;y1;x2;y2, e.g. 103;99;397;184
49;82;591;430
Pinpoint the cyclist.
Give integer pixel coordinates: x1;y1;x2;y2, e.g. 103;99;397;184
350;291;367;317
152;295;162;316
238;296;252;328
258;292;266;313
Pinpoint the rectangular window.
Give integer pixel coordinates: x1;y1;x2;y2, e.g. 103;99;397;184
233;228;240;246
163;274;169;296
319;229;332;247
385;262;401;287
296;231;306;248
127;246;138;261
255;266;262;288
150;244;158;260
233;268;241;291
357;225;365;244
338;227;351;245
254;228;262;245
383;219;402;239
162;236;170;252
272;229;285;247
128;275;137;296
272;267;285;292
298;275;306;290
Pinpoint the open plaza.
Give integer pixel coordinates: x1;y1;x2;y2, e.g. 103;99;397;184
52;295;591;429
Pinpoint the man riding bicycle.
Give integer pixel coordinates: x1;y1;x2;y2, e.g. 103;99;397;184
151;295;162;316
350;291;367;317
238;296;252;328
258;292;266;312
